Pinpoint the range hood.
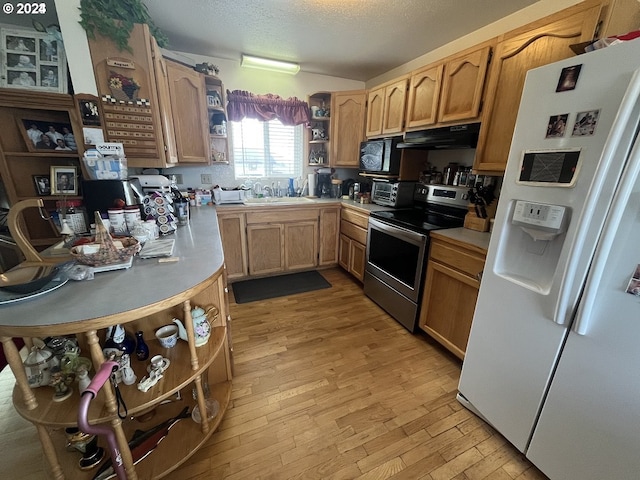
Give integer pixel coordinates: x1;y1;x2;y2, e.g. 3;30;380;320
397;123;480;149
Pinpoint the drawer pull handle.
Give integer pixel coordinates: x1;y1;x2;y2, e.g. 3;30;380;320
476;270;483;282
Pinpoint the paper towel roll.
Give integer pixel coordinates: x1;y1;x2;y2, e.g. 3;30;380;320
308;173;316;197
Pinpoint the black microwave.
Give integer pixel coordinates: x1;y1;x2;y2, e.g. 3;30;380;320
359;137;402;175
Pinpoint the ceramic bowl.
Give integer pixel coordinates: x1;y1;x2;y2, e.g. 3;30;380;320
155;324;178;348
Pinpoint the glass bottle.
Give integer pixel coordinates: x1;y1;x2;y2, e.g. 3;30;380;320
135;331;150;361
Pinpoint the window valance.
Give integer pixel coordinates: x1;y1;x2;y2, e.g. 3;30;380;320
226;90;310;126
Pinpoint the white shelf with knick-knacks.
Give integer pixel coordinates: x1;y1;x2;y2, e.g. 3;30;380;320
306;92;331;166
0;25;68;93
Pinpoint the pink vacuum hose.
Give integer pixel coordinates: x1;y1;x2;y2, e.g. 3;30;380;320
77;361;127;479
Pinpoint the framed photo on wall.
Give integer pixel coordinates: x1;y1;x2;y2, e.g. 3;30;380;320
51;166;78;195
1;26;68;93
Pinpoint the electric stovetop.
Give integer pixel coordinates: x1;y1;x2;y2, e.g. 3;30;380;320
371;207;465;235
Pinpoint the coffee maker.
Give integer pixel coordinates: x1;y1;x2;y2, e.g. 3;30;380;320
315;167;334;198
81;179;144;216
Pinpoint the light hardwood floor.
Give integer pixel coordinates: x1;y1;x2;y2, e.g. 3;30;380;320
0;268;548;479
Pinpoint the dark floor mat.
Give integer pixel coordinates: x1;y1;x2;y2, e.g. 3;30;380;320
231;270;331;304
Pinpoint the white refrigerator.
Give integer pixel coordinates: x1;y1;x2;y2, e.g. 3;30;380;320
458;37;640;480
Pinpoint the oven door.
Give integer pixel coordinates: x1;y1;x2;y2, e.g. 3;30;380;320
365;217;427;302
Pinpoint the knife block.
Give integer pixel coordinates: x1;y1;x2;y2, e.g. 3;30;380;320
463;203;496;232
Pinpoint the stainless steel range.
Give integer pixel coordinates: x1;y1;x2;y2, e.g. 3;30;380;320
364;184;469;332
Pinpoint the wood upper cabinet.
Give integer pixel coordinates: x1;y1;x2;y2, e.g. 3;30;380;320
87;23;214;167
438;43;492;124
419;234;487;360
87;24;178;168
382;77;409;134
366;77;408;137
365;86;385;137
165;60;210;163
330;90;367;167
405;63;443;129
473;1;603;173
405;42;492;130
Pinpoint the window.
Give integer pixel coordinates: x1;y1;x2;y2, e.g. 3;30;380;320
231;117;303;179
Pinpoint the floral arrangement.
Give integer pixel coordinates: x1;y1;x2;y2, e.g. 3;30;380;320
108;71;140;100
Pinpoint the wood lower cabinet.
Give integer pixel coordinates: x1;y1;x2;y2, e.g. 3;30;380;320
247;223;285;275
338;205;369;282
217;213;248;279
284;221;318;270
473;1;603;173
319;207;340;265
330;90;367;167
419;233;487;359
218;205;339;280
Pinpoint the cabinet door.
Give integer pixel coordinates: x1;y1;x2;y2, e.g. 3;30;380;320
218;214;248;279
474;2;602;173
419;261;479;359
150;43;179;165
349;241;367;282
405;63;443;129
382;78;408;135
165;61;211;163
338;234;351;271
330;90;367;167
319;207;340;265
438;44;492;124
247;224;284;275
284;221;318;271
365;86;385;137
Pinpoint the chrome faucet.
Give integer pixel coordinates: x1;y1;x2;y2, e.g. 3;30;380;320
263;186;273;197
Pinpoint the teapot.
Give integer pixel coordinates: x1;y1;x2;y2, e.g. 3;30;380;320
23;343;55;388
173;305;218;347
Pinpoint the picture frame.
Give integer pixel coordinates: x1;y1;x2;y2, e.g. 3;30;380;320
51;166;78;195
1;27;68;93
32;175;51;196
19;118;78;152
77;95;102;126
556;64;582;92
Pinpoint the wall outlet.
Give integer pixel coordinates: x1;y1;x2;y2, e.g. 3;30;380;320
201;174;212;184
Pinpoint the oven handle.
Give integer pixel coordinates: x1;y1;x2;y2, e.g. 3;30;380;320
368;218;427;246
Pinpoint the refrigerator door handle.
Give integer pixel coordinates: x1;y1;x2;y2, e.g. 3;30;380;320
553;69;640;327
573;129;640;335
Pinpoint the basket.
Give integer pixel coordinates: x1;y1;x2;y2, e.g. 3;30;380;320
109;86;139;102
70;212;140;267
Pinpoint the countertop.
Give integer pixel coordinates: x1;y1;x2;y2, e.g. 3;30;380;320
430;227;492;253
0;208;224;335
213;197;394;214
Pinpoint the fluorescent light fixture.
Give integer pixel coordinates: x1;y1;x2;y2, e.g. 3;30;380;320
241;54;300;74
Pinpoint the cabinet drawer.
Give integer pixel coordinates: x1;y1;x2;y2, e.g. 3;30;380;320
341;208;369;229
429;239;484;278
246;208;318;224
340;220;368;245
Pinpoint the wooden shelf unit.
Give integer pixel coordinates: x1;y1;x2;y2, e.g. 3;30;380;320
3;266;233;479
0;89;86;249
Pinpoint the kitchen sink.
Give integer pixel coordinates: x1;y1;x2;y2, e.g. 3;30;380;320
243;197;316;206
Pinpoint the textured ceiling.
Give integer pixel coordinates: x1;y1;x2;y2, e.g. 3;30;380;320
144;0;539;81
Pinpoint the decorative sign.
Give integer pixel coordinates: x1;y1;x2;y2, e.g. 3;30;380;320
107;58;135;69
